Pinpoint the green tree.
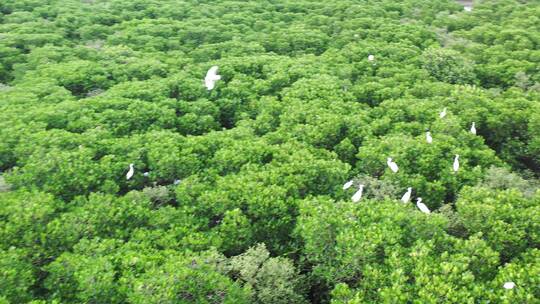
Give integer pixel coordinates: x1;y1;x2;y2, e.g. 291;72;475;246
0;248;35;303
225;244;308;304
421;47;477;84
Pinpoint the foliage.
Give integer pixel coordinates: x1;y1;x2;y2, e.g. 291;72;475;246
456;186;539;262
0;0;538;302
225;244;308;304
421;47;477;84
297;197;510;303
0;175;9;192
477;166;539;198
0;248;35;303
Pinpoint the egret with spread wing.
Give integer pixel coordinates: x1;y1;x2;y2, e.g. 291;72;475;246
204;66;221;90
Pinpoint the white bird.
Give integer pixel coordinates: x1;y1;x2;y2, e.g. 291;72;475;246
401;187;412;203
464;6;472;12
416;198;431;214
343;180;354;190
470;122;476;135
387;157;399;173
204;66;221;90
503;282;516;290
368;54;375;61
126;163;134;180
174;179;181;185
352;184;364;202
439;107;447;118
426;131;433;144
453;154;460;172
143;172;150;177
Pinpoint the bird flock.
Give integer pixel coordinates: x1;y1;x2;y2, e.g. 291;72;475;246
125;64;479;207
343;100;479;215
121;61;516;291
340;106;519;290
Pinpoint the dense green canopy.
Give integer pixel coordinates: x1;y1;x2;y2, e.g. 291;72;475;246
0;0;539;303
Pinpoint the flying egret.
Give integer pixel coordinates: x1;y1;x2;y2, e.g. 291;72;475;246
439;107;447;118
126;163;134;180
453;154;460;172
352;184;364;202
387;157;399;173
343;180;354;190
503;282;516;290
368;54;375;61
426;131;433;144
470;122;476;135
401;187;412;203
416;198;430;214
204;66;221;90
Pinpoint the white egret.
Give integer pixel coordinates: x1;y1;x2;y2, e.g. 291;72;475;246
401;187;412;203
503;282;516;290
470;122;476;135
174;179;181;185
464;6;472;12
343;180;354;190
416;198;431;214
126;163;134;180
453;154;460;172
143;172;150;177
352;184;364;202
368;54;375;61
204;66;221;90
439;107;447;118
426;131;433;144
387;157;399;173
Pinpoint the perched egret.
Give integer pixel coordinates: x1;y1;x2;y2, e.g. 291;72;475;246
204;66;221;90
126;163;134;180
416;198;430;214
503;282;516;290
343;180;354;190
352;184;364;202
387;157;399;173
426;131;433;144
470;122;477;135
401;187;412;203
439;107;447;118
368;54;375;61
143;171;150;177
453;154;460;172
